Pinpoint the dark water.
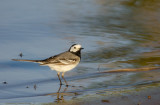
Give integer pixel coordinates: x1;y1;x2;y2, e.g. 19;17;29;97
0;0;160;103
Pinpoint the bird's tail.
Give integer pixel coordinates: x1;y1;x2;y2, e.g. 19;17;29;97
12;59;42;63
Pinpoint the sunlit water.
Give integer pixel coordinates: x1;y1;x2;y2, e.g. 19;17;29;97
0;0;160;103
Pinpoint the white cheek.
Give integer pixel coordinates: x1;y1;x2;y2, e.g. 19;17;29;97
73;49;77;52
71;48;78;52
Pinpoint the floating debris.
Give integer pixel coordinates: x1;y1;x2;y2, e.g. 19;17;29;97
101;99;110;103
137;102;141;105
148;95;151;99
34;84;37;90
2;81;8;84
79;86;84;88
74;92;79;95
26;86;29;88
19;53;23;57
97;65;101;72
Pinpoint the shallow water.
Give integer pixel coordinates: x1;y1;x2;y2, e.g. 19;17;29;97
0;0;160;103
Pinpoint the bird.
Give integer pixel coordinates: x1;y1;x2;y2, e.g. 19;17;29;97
12;44;83;86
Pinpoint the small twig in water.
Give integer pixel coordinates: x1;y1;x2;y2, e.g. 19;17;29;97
19;52;23;57
97;65;101;72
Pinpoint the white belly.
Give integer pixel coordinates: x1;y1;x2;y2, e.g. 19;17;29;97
46;63;79;72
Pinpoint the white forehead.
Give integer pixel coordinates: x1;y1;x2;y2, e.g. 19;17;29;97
72;44;81;48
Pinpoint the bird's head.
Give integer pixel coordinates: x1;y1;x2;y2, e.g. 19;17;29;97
69;44;84;53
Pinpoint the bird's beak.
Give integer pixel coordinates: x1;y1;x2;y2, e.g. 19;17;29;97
81;48;84;50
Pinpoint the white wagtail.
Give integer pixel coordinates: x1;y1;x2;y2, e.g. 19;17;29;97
12;44;83;86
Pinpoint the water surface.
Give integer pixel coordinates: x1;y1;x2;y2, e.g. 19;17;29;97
0;0;160;103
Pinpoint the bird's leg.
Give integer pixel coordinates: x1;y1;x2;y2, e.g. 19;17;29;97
62;72;68;87
63;84;68;92
57;84;62;93
57;72;62;85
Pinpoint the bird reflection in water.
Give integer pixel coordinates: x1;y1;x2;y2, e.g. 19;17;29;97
55;85;68;103
46;85;79;103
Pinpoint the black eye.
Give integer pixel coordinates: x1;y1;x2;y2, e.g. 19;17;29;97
74;47;76;49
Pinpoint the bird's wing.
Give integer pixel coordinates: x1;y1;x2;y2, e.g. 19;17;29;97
41;52;79;65
58;58;77;65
